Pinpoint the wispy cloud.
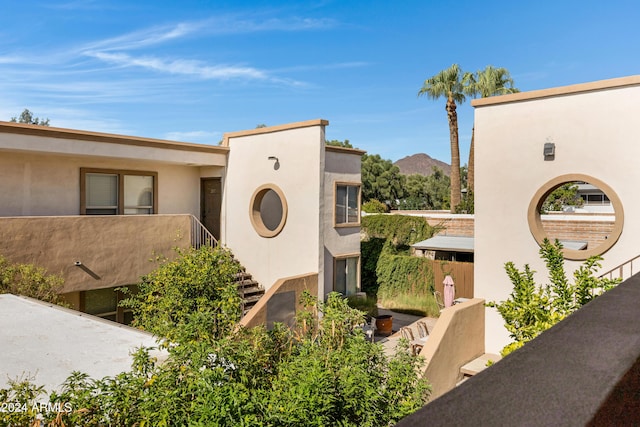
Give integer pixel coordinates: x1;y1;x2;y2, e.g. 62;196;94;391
80;15;336;53
85;51;269;80
81;22;205;52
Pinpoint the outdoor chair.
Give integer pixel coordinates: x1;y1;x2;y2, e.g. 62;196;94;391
400;327;422;355
417;320;429;339
434;290;445;311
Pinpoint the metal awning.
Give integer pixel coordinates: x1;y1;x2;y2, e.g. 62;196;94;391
411;235;474;253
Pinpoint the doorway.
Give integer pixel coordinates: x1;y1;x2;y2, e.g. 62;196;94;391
201;178;222;241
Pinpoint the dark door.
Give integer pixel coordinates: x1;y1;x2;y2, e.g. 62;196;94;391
201;178;222;241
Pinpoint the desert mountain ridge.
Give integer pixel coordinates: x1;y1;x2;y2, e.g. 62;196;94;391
393;153;451;177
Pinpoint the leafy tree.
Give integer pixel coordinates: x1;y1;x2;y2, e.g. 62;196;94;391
120;245;242;344
419;64;466;212
10;108;50;126
463;66;518;194
361;154;405;207
488;239;619;356
540;182;583;212
326;139;354;148
399;168;450;210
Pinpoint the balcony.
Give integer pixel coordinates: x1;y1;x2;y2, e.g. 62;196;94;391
0;214;204;293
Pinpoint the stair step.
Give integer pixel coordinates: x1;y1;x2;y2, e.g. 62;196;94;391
236;279;259;288
243;294;264;304
460;353;501;377
238;286;263;295
235;272;252;280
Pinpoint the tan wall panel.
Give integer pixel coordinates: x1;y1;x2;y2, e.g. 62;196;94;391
0;215;191;293
421;298;485;400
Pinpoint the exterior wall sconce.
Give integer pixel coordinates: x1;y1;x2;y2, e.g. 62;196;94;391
544;142;555;160
268;156;280;170
74;261;82;266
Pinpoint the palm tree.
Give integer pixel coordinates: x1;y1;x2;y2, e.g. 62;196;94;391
418;64;466;212
464;66;519;195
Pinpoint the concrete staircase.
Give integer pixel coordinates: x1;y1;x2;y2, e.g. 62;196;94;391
234;270;265;316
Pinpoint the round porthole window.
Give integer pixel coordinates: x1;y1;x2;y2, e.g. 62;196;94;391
527;174;623;260
250;184;287;238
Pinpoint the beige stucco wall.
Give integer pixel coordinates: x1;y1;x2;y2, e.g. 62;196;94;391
0;215;192;293
323;149;362;295
239;272;318;329
474;77;640;353
0;151;208;217
222;123;324;294
421;298;485;401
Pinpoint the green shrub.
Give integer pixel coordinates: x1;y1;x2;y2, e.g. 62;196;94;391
347;294;379;318
362;199;389;213
120;245;242;344
361;214;436;248
0;255;66;305
376;250;434;299
3;292;430;426
488;239;620;357
360;237;386;295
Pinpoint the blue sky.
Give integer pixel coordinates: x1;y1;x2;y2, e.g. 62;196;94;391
2;1;639;163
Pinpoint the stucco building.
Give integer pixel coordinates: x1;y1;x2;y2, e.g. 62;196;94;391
473;75;639;353
0;119;363;322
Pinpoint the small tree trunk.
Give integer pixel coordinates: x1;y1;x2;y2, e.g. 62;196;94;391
468;126;475;194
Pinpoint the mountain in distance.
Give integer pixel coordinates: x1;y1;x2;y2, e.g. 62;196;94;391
393;153;451;177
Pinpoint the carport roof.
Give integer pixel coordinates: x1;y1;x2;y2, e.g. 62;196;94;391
411;235;474;253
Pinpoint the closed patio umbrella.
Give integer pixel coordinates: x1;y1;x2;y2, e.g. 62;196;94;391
443;275;455;307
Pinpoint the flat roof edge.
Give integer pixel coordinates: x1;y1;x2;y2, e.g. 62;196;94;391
325;145;367;155
471;75;640;107
0;121;229;154
221;119;329;146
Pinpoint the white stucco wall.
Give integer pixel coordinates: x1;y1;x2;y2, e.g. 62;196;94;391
474;77;640;353
323;149;363;296
222;123;325;293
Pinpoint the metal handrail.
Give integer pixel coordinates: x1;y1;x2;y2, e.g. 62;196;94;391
190;215;218;249
599;254;640;281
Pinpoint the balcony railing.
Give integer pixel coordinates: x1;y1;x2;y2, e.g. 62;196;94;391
190;215;218;249
599;254;640;281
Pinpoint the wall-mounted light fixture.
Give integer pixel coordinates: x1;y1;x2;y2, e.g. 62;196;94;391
268;156;280;170
74;261;82;266
543;142;555;161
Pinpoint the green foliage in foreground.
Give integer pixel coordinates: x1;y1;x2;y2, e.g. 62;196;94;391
1;247;429;426
0;255;66;305
488;239;620;356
